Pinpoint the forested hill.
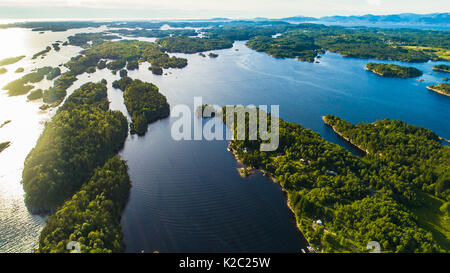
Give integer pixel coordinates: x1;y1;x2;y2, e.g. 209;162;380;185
22;81;129;213
37;156;131;253
323;115;449;250
219;107;448;252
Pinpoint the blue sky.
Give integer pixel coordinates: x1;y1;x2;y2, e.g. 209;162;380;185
0;0;448;19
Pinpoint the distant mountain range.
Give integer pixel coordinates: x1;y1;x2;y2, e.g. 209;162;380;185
282;13;450;26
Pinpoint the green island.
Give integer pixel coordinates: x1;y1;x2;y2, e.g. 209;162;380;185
0;55;25;66
0;141;11;153
22;81;129;213
113;78;170;135
37;156;131;253
0;68;6;74
365;63;423;78
213;107;448;252
27;89;43;100
3;66;59;96
157;36;234;53
32;46;51;59
433;64;450;73
427;83;450;97
247;33;322;62
15;67;24;73
208;53;219;58
43;40;187;105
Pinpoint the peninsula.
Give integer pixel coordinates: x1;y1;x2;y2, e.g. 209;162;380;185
427;83;450;96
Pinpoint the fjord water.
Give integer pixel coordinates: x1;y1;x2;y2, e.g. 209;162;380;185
0;31;449;252
119;42;450;252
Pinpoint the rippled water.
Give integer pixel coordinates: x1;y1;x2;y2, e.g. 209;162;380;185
0;28;449;253
0;26;108;252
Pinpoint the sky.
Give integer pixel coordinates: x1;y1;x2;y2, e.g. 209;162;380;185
0;0;448;19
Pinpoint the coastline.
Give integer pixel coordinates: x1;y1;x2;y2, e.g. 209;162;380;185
0;141;11;154
427;86;450;97
365;65;385;77
227;142;313;252
322;116;369;155
364;64;422;78
440;137;450;144
432;68;450;73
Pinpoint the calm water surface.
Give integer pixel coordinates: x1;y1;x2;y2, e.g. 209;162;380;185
0;29;449;252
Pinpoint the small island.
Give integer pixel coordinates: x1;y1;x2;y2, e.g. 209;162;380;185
0;68;6;74
3;66;59;96
0;141;11;153
150;66;163;75
0;55;25;66
114;78;170;136
0;120;11;128
32;46;51;59
27;89;43;100
433;64;450;73
365;63;423;78
427;83;450;96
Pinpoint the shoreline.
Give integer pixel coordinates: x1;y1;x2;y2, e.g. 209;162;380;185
426;86;450;97
322;116;369;155
439;137;450;144
364;64;422;79
227;142;312;252
432;68;450;73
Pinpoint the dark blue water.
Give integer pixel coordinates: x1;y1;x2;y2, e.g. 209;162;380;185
119;41;450;253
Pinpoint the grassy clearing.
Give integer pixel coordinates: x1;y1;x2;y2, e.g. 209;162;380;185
402;46;450;61
410;192;449;251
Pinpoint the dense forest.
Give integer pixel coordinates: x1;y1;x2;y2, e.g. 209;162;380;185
157;36;234;53
323;115;449;250
113;78;170;135
247;33;322;62
43;40;187;105
22;81;128;213
365;63;423;78
37;156;131;253
215;107;448;252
